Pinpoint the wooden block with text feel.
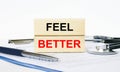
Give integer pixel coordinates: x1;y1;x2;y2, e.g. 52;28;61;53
34;36;85;53
34;18;85;35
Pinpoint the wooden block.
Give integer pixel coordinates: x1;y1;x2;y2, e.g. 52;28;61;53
34;18;85;35
34;36;85;52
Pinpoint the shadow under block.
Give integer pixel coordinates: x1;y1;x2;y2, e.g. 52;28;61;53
34;18;85;36
34;36;85;52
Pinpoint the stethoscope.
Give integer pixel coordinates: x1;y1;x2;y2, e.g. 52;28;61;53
86;36;120;55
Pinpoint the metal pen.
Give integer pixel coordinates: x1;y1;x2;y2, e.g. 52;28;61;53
8;39;34;45
0;46;58;62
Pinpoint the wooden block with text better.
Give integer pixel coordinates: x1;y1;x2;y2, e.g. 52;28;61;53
34;36;85;52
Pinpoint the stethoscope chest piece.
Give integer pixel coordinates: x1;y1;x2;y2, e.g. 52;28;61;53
87;50;118;55
87;43;118;55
